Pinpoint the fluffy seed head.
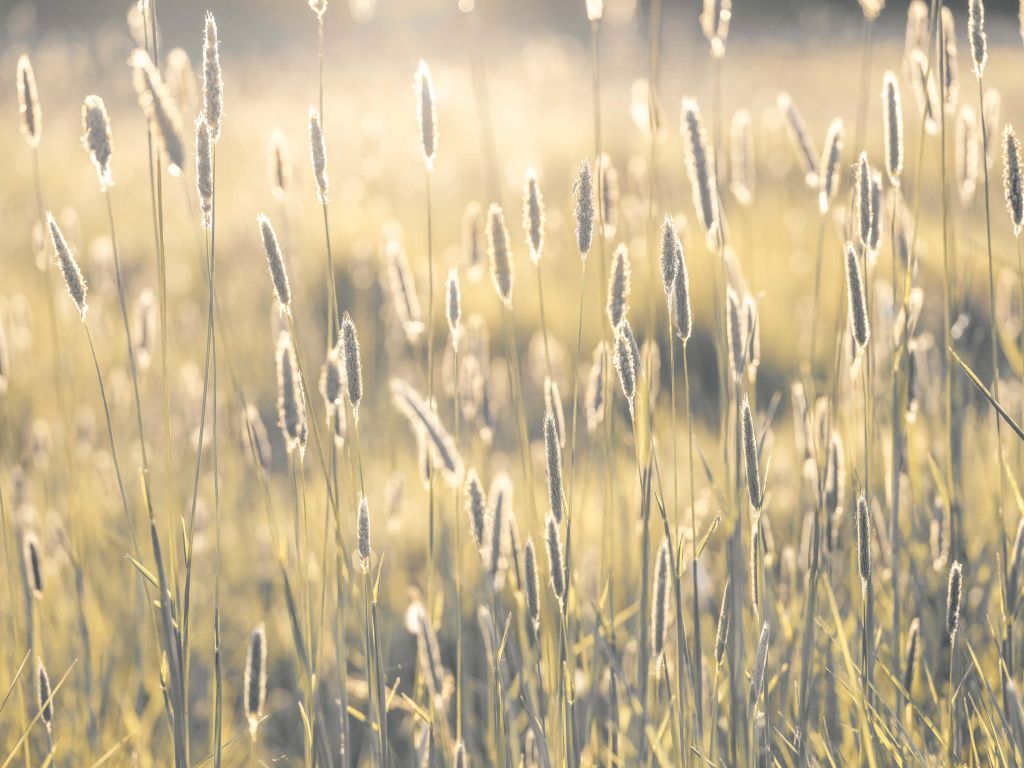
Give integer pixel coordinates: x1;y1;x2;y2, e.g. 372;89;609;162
524;537;541;632
585;342;606;433
817;118;844;214
882;73;904;185
47;214;88;320
16;55;40;147
855;152;873;250
487;204;513;306
340;313;363;415
903;617;920;692
391;378;464;485
446;268;462;347
544;376;566;448
859;0;884;20
844;242;870;349
416;61;438;170
613;320;637;405
652;539;670;662
23;532;42;598
606;243;631;330
545;515;566;608
268;130;291;202
969;0;987;79
319;346;343;413
357;494;371;570
726;288;746;379
777;93;818;188
202;12;223;140
385;239;424;343
36;658;52;727
946;560;963;640
130;49;185;174
730;109;755;207
659;216;681;293
81;95;113;189
741;395;762;510
244;624;267;738
715;578;733;666
487;475;510;581
257;214;291;312
463;202;484;278
544;412;565;523
573;160;595;259
522;168;545;264
749;621;771;705
855;493;871;585
586;0;603;21
681;98;720;243
671;254;693;342
824;433;844;516
1004;124;1023;236
599;153;619;237
195;117;213;228
464;470;486;550
309;107;329;203
276;331;306;455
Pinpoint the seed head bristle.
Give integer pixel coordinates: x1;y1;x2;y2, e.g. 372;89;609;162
882;72;904;185
202;12;223;141
82;95;113;190
652;539;670;663
16;55;41;148
385;239;424;343
681;98;720;243
195;117;213;228
844;241;870;349
544;412;565;523
486;203;514;306
522;168;545;264
544;376;566;449
463;202;485;279
23;532;42;598
268;130;292;202
524;537;540;633
46;214;88;320
726;288;745;379
969;0;987;79
36;658;52;728
257;214;291;313
946;560;963;641
309;107;329;204
446;268;462;347
1003;124;1024;236
276;331;306;455
816;118;843;215
741;395;762;510
130;48;185;175
777;93;818;188
340;312;363;414
715;578;733;667
585;342;606;433
599;153;619;237
606;243;631;331
573;160;595;259
903;617;920;692
659;216;681;293
357;494;371;570
390;377;464;485
545;514;566;609
749;621;771;705
415;60;438;170
464;470;486;550
613;320;637;406
244;624;267;738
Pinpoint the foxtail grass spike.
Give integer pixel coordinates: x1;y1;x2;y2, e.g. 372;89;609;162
202;12;223;141
573;160;595;259
47;213;88;320
17;55;40;148
82;95;113;189
416;60;437;170
244;624;267;738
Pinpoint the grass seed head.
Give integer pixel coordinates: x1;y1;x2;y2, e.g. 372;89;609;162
16;55;40;148
1003;124;1023;236
818;118;844;214
742;395;762;510
416;60;438;170
544;411;565;523
308;107;329;203
47;213;88;320
257;214;291;312
131;48;185;175
523;168;545;264
946;560;963;641
341;312;363;414
195;117;213;228
573;160;595;259
487;203;514;307
82;95;113;189
268;130;291;202
202;12;223;141
730;109;754;207
606;243;631;331
545;514;566;609
844;241;870;349
244;624;267;738
357;494;371;570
